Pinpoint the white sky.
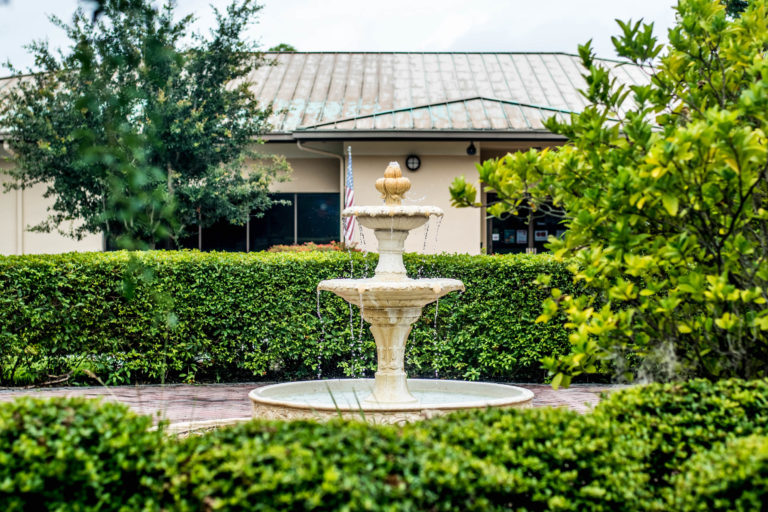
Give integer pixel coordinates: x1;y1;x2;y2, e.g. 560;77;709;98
1;0;678;74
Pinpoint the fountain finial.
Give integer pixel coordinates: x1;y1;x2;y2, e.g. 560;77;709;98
375;162;411;205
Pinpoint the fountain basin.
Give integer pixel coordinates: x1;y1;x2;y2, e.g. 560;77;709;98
250;379;534;424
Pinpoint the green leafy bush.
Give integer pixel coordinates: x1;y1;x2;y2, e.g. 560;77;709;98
450;0;768;384
2;379;767;510
671;435;768;511
0;250;582;385
0;398;168;511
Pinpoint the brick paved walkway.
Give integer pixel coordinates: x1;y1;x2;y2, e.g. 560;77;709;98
0;382;620;426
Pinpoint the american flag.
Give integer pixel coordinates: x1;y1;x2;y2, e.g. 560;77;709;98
343;146;355;245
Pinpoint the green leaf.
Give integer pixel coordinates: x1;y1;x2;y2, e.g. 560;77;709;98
661;194;679;216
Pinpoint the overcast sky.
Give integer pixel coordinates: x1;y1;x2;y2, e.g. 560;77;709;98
1;0;678;74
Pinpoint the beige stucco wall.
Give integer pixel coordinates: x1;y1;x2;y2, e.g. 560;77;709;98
0;150;102;255
271;157;339;194
343;141;482;255
0;139;545;256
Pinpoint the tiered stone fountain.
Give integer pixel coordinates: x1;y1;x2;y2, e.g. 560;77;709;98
249;162;533;423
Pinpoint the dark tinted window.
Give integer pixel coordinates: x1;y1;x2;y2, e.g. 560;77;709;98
297;193;339;244
182;192;340;251
249;193;294;251
201;221;247;252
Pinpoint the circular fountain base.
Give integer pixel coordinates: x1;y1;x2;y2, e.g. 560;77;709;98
249;379;534;424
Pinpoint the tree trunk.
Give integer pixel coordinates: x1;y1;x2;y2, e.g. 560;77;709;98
527;210;536;254
197;208;202;251
165;164;175;250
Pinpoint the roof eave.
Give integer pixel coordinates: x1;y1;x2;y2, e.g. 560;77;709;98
262;130;567;143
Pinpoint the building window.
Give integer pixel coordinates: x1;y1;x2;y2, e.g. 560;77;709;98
251;192;340;250
486;193;565;254
183;192;340;252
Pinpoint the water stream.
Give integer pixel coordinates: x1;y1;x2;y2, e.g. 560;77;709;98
433;296;440;378
356;291;366;377
433;216;443;250
359;227;371;278
315;289;326;379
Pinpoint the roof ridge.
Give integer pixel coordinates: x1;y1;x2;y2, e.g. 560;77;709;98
0;52;631;81
296;96;580;130
262;50;628;63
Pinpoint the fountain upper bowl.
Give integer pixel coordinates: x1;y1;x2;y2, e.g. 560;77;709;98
343;205;443;231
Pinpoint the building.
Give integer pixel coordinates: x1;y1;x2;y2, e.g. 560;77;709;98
0;52;646;255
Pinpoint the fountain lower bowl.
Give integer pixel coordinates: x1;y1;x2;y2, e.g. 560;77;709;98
317;278;464;308
249;379;534;424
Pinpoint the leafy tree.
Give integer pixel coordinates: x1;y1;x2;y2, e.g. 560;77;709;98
450;0;768;384
0;0;289;248
267;43;297;52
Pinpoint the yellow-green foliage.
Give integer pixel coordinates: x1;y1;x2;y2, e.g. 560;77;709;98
0;250;580;385
1;378;767;510
451;0;768;384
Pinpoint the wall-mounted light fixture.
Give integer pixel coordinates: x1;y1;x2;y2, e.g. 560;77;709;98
405;154;421;171
466;142;477;156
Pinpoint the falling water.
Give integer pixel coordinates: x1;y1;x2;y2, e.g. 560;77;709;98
359;228;371;278
316;290;326;379
433;216;443;250
348;302;356;342
433;296;440;378
357;291;367;377
359;227;367;255
422;216;431;253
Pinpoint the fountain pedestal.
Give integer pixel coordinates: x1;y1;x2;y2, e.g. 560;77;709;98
363;306;421;406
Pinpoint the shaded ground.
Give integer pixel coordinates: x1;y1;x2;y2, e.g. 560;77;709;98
0;382;621;425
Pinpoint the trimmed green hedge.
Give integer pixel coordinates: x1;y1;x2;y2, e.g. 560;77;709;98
671;435;768;511
0;397;167;511
0;250;583;385
1;379;767;510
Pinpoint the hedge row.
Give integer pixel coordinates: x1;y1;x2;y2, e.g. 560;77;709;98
2;378;767;510
0;250;585;385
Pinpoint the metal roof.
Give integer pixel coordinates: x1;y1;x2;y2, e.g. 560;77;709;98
250;52;648;138
0;52;648;140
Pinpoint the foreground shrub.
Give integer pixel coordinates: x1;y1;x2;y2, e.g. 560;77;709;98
412;406;651;511
3;378;767;511
170;419;518;511
0;250;581;385
594;378;768;488
0;398;167;511
671;435;768;512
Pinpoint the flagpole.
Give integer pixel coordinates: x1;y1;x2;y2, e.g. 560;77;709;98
343;146;355;249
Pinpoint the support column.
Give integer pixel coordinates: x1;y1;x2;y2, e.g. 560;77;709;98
362;306;422;406
372;229;408;280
